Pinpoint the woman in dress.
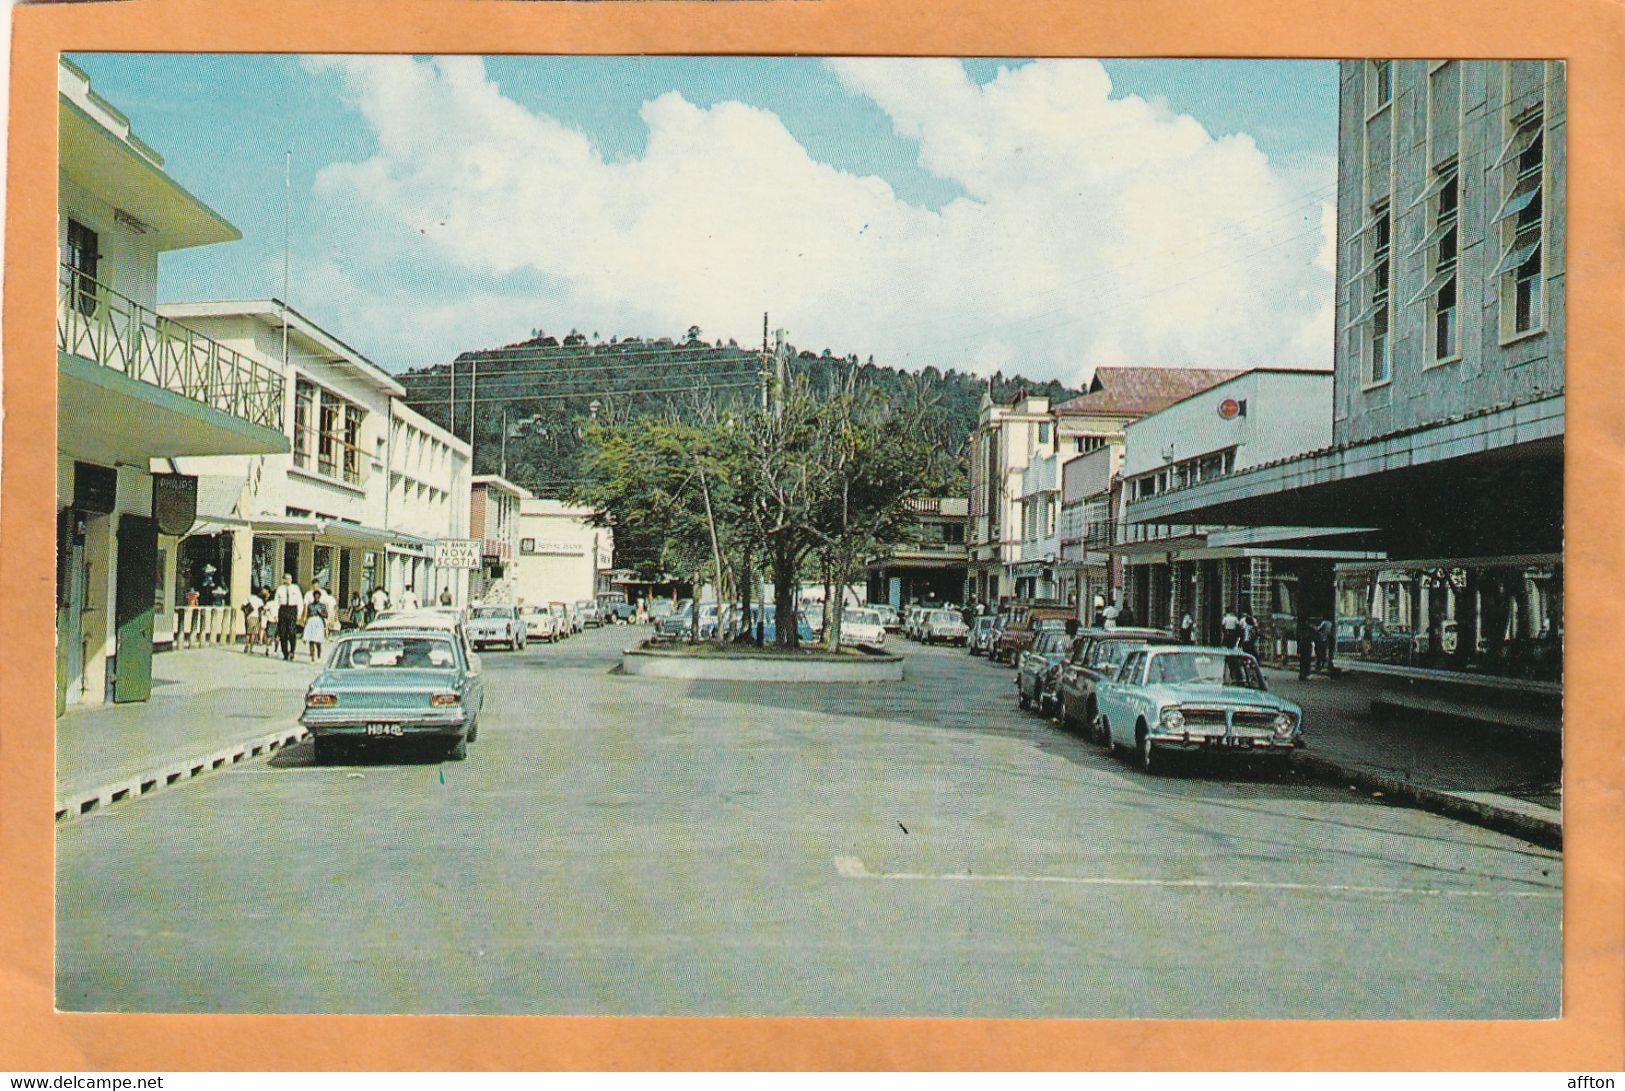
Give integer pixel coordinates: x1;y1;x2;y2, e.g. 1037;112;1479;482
302;581;330;662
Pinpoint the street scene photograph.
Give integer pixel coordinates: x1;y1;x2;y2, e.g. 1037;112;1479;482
53;53;1562;1018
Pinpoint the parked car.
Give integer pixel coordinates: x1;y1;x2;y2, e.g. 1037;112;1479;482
968;615;998;656
872;604;901;632
520;603;562;643
647;599;676;625
576;599;602;628
465;604;527;650
547;601;572;638
993;604;1074;664
1055;627;1178;742
301;627;484;762
597;592;635;624
838;607;887;649
920;608;970;646
1016;628;1078;715
1096;645;1304;774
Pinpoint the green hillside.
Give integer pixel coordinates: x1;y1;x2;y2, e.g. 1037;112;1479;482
397;329;1079;496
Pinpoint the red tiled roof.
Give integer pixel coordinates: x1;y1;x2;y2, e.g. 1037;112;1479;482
1052;366;1245;417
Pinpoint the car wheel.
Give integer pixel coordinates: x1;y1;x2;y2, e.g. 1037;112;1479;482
1137;724;1160;775
1088;702;1107;745
447;737;468;761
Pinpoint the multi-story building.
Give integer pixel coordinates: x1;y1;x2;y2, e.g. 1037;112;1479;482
972;368;1238;609
55;59;288;710
865;497;969;608
164;300;406;620
1113;369;1381;652
512;499;615;608
385;402;473;605
1057;443;1123;618
470;475;531;602
1125;60;1563;727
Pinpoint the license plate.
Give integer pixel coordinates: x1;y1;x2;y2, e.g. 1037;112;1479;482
365;723;404;737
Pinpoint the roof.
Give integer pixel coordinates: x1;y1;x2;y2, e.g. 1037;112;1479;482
1053;367;1245;417
158;300;405;397
471;474;533;500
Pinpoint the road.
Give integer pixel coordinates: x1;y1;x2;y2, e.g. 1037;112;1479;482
56;625;1561;1017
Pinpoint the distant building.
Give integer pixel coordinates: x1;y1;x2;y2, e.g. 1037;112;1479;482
470;475;532;601
512;498;614;608
386;402;473;605
56;59;287;710
1126;60;1563;726
866;497;968;608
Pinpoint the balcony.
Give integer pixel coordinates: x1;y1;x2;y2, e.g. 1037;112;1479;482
58;264;287;460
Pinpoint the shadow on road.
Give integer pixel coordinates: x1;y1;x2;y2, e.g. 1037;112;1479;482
269;737;450;768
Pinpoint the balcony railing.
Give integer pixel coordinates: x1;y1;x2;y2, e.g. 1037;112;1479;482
58;264;285;432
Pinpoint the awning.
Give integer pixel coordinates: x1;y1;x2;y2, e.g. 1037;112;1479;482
247;516;394;548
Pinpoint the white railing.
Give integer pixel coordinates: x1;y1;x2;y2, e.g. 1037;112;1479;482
58;264;285;431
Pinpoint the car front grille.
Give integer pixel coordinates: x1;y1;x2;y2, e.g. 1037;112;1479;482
1179;708;1228;729
1231;710;1281;731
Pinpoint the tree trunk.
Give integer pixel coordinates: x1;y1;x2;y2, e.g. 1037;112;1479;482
698;469;727;646
822;557;835;651
690;572;701;643
772;542;798;649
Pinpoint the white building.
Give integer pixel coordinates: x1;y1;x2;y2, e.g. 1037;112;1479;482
1114;368;1381;650
56;59;287;710
470;475;532;602
512;499;615;608
164;301;405;622
386;402;473;606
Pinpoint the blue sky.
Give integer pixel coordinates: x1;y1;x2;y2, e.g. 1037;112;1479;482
66;54;1338;383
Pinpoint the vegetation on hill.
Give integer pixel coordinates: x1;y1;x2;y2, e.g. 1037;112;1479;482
396;327;1079;495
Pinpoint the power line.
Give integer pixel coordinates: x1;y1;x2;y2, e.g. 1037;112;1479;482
400;353;765;385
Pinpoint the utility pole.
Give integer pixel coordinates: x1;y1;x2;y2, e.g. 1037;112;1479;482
760;312;770;412
773;328;788;418
449;358;456;436
499;405;509;479
468;357;479;471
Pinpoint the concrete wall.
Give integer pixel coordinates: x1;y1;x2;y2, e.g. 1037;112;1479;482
512;501;609;607
1124;371;1333;479
1333;60;1565;445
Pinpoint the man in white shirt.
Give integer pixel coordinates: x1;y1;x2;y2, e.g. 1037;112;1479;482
242;588;266;654
1221;608;1241;648
272;574;303;660
400;585;420;611
1101;602;1120;631
370;585;390;621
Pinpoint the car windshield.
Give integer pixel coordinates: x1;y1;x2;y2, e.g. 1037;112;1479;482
1035;617;1070;630
471;607;510;619
334;636;458;670
847;609;879;625
521;606;545;616
928;610;956;623
1089;639;1143;669
1147;651;1264;690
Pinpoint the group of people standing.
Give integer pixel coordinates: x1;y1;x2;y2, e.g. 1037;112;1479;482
241;575;337;662
240;579;456;662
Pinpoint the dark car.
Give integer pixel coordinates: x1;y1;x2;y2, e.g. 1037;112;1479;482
993;604;1074;665
1054;627;1178;744
1016;628;1078;716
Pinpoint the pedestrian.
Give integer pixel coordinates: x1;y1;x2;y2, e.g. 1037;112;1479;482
1179;610;1195;644
1118;603;1136;628
1241;611;1259;659
439;587;453;606
272;574;302;660
1315;617;1334;672
347;591;364;630
1221;606;1241;648
241;586;265;653
400;584;420;611
369;584;389;622
259;587;275;655
1101;600;1120;631
303;580;331;662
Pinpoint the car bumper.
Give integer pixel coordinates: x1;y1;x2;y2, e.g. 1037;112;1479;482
1144;730;1300;753
301;708;471;738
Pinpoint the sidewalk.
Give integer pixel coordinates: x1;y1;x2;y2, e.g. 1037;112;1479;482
56;647;321;820
1265;667;1562;847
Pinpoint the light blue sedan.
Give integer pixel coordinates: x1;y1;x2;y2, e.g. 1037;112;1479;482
1096;646;1302;775
301;627;485;763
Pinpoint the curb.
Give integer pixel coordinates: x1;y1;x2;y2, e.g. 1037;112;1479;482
55;724;310;824
1294;752;1562;850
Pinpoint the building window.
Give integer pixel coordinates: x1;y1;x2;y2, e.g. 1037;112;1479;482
1075;436;1106;454
65;219;100;317
1356;200;1393;385
344;404;364;485
1410;161;1459;361
1371;59;1393;110
318;392;340;477
1496;108;1544;336
293;380;315;469
1037;421;1051;445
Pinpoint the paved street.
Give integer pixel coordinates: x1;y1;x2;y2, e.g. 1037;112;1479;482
57;626;1560;1018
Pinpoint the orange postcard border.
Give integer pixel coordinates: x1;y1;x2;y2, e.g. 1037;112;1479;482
3;0;1622;1071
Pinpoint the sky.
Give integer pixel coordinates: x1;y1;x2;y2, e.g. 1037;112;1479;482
67;53;1339;386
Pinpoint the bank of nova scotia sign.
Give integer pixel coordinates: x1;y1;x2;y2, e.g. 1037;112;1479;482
434;539;481;569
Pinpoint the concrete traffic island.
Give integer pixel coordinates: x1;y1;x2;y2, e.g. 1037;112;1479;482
620;640;903;682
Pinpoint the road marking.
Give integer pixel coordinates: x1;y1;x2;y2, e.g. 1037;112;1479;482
832;856;1557;898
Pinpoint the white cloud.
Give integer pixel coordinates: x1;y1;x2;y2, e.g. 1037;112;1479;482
306;56;1335;383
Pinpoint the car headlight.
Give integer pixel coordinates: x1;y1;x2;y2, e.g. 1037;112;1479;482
1273;712;1297;736
1159;707;1185;730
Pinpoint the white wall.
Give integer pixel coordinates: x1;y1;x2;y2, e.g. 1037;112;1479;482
512;502;609;606
1124;371;1333;478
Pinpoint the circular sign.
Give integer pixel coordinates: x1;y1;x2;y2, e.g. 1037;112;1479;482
1217;397;1241;420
